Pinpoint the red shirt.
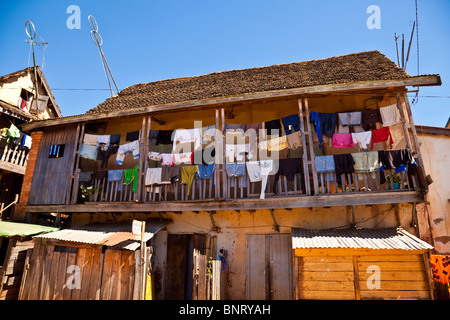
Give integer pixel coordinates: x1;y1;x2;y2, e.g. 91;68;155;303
371;127;393;149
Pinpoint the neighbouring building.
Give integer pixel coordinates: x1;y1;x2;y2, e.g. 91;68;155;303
14;51;447;300
0;66;62;221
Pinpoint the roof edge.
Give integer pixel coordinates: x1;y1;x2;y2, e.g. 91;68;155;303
22;74;441;132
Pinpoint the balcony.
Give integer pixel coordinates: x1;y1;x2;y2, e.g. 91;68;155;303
0;143;28;175
24;93;428;214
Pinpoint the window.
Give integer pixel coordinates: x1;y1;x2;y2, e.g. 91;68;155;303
49;144;65;158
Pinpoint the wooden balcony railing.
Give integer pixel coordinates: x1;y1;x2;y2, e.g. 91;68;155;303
0;144;28;174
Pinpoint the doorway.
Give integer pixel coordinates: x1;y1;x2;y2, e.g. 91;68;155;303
246;233;293;300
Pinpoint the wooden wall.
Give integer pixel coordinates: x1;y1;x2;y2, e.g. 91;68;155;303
28;125;78;205
20;242;146;300
294;251;432;300
0;238;34;300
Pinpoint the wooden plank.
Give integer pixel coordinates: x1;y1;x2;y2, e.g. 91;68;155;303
301;262;354;272
358;261;425;272
359;280;429;291
62;251;77;300
358;270;428;281
46;250;60;300
357;254;422;262
246;234;268;300
353;255;361;300
25;190;427;213
298;280;356;292
133;249;142;300
304;98;319;195
79;248;94;300
299;290;355;300
360;290;431;300
197;254;207;300
299;271;354;282
53;251;69;300
70;247;85;300
17;248;32;300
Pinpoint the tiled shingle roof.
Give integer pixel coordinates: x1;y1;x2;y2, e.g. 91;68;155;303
86;50;410;115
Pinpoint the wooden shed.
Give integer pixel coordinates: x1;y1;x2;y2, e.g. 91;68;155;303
292;227;435;300
19;219;170;300
0;221;58;300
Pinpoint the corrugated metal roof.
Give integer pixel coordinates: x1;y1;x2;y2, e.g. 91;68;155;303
33;219;171;251
291;227;433;251
0;221;59;238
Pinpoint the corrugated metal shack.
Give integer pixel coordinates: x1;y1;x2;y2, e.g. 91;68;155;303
292;227;435;300
0;221;58;300
19;219;170;300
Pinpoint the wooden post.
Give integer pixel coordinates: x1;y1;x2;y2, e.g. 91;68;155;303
395;93;413;152
71;123;85;204
298;98;311;195
352;255;361;300
401;92;426;168
143;116;152;202
304;98;319;195
221;108;227;200
66;124;81;204
141;220;146;300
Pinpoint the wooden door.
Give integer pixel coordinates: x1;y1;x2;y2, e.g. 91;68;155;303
165;234;189;300
246;234;293;300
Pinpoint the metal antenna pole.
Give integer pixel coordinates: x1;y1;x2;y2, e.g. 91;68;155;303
25;20;39;112
88;15;119;97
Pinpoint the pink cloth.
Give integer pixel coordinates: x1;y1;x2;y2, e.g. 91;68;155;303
332;133;355;149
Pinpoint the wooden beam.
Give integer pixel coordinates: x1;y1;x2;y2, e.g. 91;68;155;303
21;75;442;132
24;190;426;213
293;247;428;257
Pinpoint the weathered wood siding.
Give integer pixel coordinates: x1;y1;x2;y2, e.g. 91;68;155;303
28;126;78;205
19;242;142;300
294;253;432;300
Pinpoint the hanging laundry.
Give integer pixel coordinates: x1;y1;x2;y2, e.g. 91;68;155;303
333;154;355;185
160;153;174;166
148;151;163;161
22;134;32;149
351;151;379;180
281;114;300;135
126;130;140;142
115;140;140;165
156;130;174;145
173;128;202;152
338;112;362;126
83;133;98;146
124;165;139;193
310;112;337;143
267;135;288;152
202;125;216;143
430;255;450;284
173;152;193;165
225;144;248;163
97;144;119;169
244;122;263;140
361;108;383;130
192;145;215;165
161;166;181;184
5;123;21;144
315;155;335;182
196;163;215;179
379;104;400;127
287;131;302;150
181;165;199;196
273;158;305;194
332;133;355;149
79;144;99;160
96;135;111;147
246;160;273;199
145;167;162;185
107;169;123;182
378;149;416;184
351;131;372;149
225;162;247;188
371;127;394;149
264;119;282;135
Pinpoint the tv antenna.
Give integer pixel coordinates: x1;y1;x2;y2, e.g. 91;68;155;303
88;15;119;97
25;20;47;112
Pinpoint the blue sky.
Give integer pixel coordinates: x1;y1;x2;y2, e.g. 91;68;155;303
0;0;449;127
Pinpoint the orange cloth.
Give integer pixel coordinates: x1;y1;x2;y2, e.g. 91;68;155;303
430;254;450;284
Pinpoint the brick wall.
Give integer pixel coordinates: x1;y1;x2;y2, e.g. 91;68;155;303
12;131;43;221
